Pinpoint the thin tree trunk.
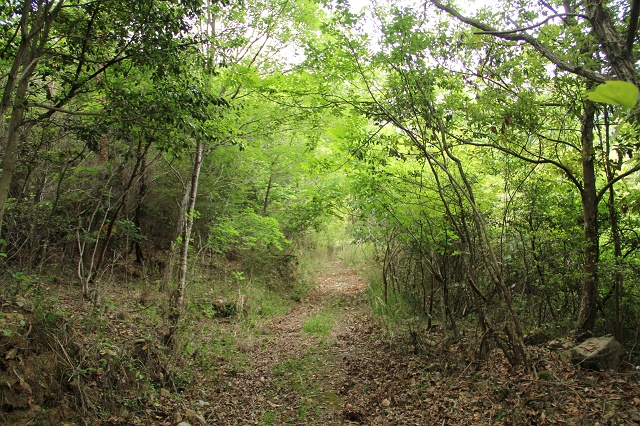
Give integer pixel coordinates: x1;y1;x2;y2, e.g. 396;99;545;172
132;157;147;264
176;139;204;308
382;242;390;304
428;269;436;329
262;171;274;216
167;139;205;347
606;184;623;340
602;108;624;340
161;161;191;292
576;102;599;336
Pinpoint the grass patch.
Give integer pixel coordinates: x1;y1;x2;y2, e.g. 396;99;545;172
180;322;248;375
244;283;293;319
302;308;337;336
273;352;319;383
263;410;277;425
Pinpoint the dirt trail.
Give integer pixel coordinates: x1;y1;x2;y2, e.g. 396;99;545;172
206;260;394;425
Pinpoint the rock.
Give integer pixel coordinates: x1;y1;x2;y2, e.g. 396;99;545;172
176;423;192;426
570;336;625;370
583;375;598;387
14;296;33;311
524;328;551;345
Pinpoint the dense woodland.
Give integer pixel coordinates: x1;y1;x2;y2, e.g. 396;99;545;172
2;0;640;424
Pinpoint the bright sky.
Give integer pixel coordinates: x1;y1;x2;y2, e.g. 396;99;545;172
349;0;491;14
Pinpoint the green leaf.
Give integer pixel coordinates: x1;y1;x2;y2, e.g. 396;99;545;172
587;81;638;108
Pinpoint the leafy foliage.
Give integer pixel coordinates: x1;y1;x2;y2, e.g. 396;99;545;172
587;81;639;108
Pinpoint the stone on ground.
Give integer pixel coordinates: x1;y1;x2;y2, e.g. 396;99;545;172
570;336;625;371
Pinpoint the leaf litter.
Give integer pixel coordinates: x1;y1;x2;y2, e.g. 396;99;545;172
188;261;640;425
5;261;636;424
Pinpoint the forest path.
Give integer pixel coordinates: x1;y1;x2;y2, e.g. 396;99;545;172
205;260;421;425
201;260;640;426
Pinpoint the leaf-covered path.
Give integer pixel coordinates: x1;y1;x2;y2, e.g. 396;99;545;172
203;261;640;425
206;261;373;424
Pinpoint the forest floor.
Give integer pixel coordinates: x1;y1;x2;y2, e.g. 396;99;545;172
191;261;640;425
2;260;640;425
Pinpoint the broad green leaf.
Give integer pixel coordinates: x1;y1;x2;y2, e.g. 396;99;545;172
587;81;638;108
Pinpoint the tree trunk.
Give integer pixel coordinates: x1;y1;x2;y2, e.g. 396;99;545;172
0;1;63;236
576;102;599;336
602;108;624;340
167;139;205;346
176;139;204;308
0;79;32;236
584;0;638;86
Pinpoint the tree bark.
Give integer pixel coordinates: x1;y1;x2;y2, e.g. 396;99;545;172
0;79;33;236
584;0;639;85
167;138;205;347
576;101;599;336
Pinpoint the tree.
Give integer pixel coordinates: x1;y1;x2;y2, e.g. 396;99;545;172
160;0;336;344
0;0;205;237
428;0;640;336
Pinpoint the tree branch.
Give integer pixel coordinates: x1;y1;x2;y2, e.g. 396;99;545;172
475;13;587;35
31;103;105;115
429;0;607;83
460;138;584;191
596;162;640;203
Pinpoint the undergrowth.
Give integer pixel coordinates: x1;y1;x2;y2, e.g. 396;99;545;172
0;247;313;425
